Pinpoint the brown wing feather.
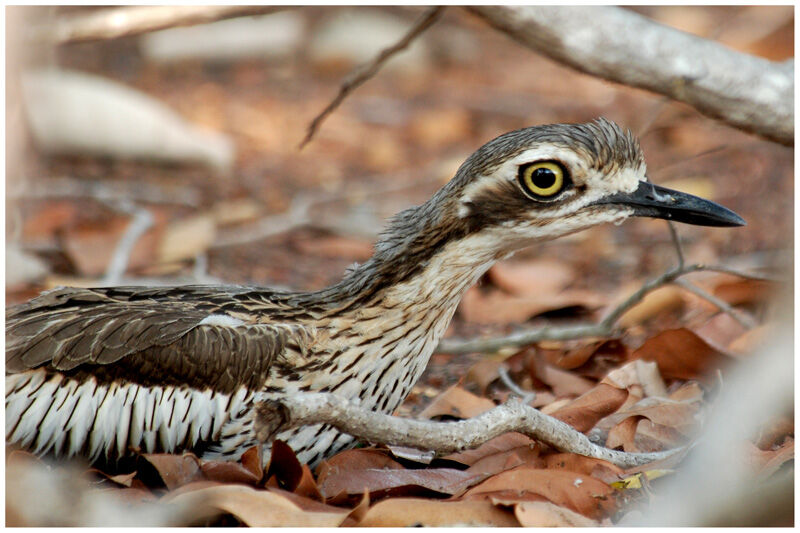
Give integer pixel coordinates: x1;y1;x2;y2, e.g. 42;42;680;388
6;285;311;393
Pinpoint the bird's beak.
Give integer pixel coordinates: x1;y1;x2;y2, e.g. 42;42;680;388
593;180;746;227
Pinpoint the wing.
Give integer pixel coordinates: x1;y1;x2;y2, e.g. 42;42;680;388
6;285;313;393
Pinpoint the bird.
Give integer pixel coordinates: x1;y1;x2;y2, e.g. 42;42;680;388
6;118;744;468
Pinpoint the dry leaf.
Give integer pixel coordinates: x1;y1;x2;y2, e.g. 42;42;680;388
158;214;216;264
617;286;685;327
166;484;350;527
357;498;519;527
318;466;487;499
514;500;599;526
418;385;496;419
444;432;537;467
459;286;603;325
713;278;774;306
631;328;730;380
549;383;629;432
488;259;575;297
142;452;204;490
463;466;618;519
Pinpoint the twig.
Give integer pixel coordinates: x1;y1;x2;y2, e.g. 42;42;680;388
467;6;793;145
437;262;770;355
674;278;758;329
255;393;681;469
299;7;445;149
497;365;536;403
667;221;686;269
29;6;283;44
100;200;154;286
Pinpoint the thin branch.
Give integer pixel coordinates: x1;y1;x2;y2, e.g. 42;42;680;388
674;278;758;329
467;6;793;145
101;203;154;285
667;221;686;269
497;365;536;404
437;262;771;355
30;6;284;45
255;393;682;469
299;7;445;149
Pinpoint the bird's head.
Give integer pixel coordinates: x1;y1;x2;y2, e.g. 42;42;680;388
443;118;744;257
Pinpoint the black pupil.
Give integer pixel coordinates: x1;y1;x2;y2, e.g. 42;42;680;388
532;167;556;189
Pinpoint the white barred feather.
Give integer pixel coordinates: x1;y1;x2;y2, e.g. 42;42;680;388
6;370;251;460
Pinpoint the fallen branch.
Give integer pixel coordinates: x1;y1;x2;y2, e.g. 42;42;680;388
467;6;793;145
299;7;445;148
255;393;681;469
30;6;283;44
437;262;776;355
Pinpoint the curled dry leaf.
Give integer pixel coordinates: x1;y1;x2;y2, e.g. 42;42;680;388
462;466;618;520
602;359;667;398
529;352;595;397
356;497;520;527
142;452;204;490
444;432;537;467
488;258;576;297
631;328;730;381
617;285;685;327
549;383;629;432
459;286;603;325
514;500;599;526
745;438;794;480
418;385;496;419
465;443;542;478
713;278;775;306
165;484;350;527
606;416;643;452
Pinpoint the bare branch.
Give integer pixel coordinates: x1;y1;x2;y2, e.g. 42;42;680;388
30;6;284;45
299;7;445;149
497;365;536;404
674;278;758;329
467;6;793;146
437;262;770;355
101;202;154;286
256;393;681;469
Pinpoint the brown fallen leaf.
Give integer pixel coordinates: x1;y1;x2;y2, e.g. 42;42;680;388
631;328;731;381
418;385;496;419
165;484;350;527
728;324;773;356
514;500;599;526
754;415;794;450
459;286;603;325
541;453;624;479
318;466;488;499
713;278;775;306
158;213;216;264
606;416;643;452
357;497;520;527
200;446;263;487
265;440;303;492
462;466;618;519
617;286;685;328
444;432;537;467
465;359;503;395
598;396;701;436
602;359;668;398
488;258;576;297
530;352;595;397
465;444;543;478
549;383;629;432
142;452;204;490
63;216;161;276
745;438;794;479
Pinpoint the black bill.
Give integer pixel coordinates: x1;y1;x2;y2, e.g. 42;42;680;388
593;180;745;227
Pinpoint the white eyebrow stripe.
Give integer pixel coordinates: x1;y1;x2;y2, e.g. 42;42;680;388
198;314;245;327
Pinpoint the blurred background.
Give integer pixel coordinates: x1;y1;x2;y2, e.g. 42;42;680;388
4;6;794;526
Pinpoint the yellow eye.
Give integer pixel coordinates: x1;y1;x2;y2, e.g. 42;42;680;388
519;161;566;198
